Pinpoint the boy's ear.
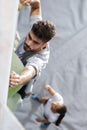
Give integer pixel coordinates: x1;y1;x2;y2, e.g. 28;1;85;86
43;43;48;48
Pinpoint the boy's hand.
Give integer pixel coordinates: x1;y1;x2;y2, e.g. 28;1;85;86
9;71;21;87
44;84;51;91
20;0;31;6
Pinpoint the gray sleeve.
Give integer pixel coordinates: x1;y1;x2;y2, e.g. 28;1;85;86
25;48;50;76
29;15;42;28
17;6;42;38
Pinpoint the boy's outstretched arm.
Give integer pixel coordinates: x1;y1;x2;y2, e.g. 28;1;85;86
30;0;41;16
45;84;56;96
36;117;49;123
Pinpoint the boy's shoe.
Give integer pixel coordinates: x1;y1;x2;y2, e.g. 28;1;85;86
40;123;50;128
31;93;40;101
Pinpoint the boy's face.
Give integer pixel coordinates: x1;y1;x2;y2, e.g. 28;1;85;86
51;102;63;113
23;31;47;52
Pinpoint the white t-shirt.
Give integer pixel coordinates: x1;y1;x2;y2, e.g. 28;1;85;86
44;93;64;123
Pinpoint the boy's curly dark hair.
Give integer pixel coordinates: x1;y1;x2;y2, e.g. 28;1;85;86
31;20;56;43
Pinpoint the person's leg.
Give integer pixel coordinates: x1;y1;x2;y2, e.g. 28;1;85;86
31;94;49;103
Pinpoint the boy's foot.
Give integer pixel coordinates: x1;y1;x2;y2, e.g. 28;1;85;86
40;123;50;128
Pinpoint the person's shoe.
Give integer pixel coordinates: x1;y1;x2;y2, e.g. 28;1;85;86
40;123;50;128
31;93;40;101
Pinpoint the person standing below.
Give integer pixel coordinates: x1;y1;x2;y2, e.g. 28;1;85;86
9;0;56;99
32;85;67;128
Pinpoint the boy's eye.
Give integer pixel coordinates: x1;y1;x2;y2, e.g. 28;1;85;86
33;41;39;44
